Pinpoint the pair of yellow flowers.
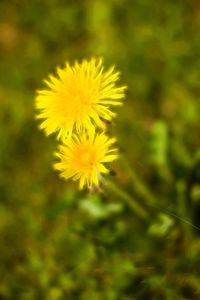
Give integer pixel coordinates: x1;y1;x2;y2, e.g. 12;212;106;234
35;58;126;189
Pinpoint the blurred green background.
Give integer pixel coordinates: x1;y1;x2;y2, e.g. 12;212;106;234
1;0;200;299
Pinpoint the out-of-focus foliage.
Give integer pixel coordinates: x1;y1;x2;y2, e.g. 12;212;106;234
1;0;200;299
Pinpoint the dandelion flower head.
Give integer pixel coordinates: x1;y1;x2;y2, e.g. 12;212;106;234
36;58;126;139
54;132;118;189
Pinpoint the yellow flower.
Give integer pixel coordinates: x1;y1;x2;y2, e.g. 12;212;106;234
36;58;126;139
54;132;118;189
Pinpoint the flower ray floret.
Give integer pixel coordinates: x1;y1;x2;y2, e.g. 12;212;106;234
36;58;126;139
54;132;118;189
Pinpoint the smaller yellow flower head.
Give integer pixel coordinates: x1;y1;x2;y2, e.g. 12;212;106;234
36;58;126;139
54;132;118;189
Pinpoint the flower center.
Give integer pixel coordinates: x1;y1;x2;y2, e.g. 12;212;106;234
81;151;90;163
77;147;97;171
81;150;94;166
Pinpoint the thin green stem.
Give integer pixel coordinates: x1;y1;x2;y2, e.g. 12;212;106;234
105;179;150;221
121;155;157;206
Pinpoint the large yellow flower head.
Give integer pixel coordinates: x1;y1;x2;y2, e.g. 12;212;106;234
54;132;118;189
36;58;126;139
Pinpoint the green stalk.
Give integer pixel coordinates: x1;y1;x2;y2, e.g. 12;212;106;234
105;179;150;221
121;155;157;206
